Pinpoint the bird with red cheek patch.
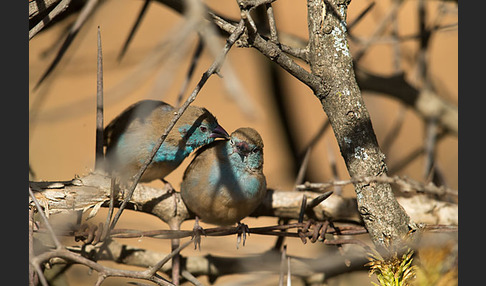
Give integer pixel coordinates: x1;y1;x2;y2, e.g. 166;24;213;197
181;127;266;246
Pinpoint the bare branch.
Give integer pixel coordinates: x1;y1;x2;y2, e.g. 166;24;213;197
307;0;414;248
29;0;71;40
353;0;402;62
31;248;174;285
33;0;100;90
118;0;151;62
62;239;371;281
29;187;63;250
209;12;326;96
29;0;63;19
94;26;104;171
29;207;37;285
29;172;458;226
266;3;278;43
297;174;457;198
236;0;277;10
355;68;458;136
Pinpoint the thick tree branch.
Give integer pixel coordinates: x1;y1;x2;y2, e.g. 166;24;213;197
29;172;458;226
306;0;416;249
209;13;327;98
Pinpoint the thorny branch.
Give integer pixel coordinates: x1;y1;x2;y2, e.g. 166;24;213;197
297;174;457;198
29;172;458;227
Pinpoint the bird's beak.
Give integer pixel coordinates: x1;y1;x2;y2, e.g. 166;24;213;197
210;124;230;139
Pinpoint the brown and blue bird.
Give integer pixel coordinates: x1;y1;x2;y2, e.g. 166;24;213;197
181;127;267;229
103;100;229;183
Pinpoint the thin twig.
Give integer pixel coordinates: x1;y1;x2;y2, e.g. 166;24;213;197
118;0;151;62
278;245;287;286
297;174;457;197
391;0;402;72
210;12;326;96
381;106;406;154
347;2;375;32
147;238;194;277
266;3;278;43
31;248;174;285
181;270;204;286
168;219;182;285
95;26;104;171
29;187;63;249
353;0;402;62
29;207;37;286
280;44;309;62
32;262;49;286
199;9;257;119
33;0;100;90
29;0;63;19
236;0;277;9
101;177;117;241
424;118;438;182
29;0;72;40
388;131;447;174
294;147;311;189
287;256;291;286
175;37;204;107
301;120;330;156
416;0;430;88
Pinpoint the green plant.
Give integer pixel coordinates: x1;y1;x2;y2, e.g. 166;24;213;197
367;247;416;286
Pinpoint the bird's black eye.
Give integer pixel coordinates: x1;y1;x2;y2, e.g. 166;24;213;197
199;126;208;133
251;147;259;153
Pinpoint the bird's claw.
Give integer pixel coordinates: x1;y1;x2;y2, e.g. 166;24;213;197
236;222;250;249
191;216;206;250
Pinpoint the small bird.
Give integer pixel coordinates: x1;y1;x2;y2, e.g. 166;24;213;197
103;100;229;183
181;127;267;228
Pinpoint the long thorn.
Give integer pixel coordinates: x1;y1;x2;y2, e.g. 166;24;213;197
95;26;104;171
118;0;151;62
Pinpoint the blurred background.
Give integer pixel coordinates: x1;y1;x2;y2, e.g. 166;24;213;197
29;0;457;285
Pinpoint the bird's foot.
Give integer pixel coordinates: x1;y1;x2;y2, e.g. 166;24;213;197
114;177;130;200
236;222;250;249
191;216;206;250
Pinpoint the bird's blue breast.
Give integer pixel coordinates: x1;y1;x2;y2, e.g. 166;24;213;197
208;159;261;197
116;132;194;165
241;175;262;196
149;142;193;165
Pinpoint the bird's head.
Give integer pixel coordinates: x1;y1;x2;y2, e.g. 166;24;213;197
177;106;229;149
229;127;264;170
